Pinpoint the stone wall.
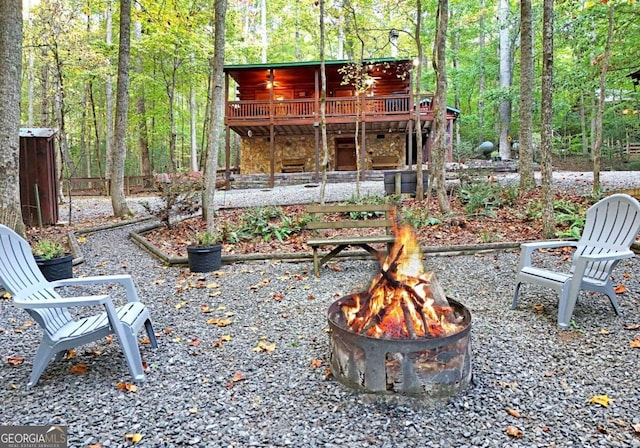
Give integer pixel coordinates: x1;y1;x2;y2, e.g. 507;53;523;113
239;133;406;173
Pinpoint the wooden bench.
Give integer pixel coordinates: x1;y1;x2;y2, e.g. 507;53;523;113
282;158;306;173
371;155;399;170
306;203;396;276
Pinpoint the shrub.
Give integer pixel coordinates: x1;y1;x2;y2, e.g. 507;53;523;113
239;206;309;243
33;239;65;260
142;172;203;228
458;180;517;219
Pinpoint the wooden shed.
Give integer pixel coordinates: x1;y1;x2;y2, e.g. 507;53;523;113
19;128;59;227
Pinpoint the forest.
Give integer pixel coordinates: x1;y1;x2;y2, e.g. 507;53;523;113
16;0;640;179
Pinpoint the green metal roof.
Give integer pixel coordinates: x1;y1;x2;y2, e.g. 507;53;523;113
224;57;411;71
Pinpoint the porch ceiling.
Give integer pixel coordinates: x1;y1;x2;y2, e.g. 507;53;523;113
229;119;432;138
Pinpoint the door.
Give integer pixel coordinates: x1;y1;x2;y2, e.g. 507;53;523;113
335;138;357;171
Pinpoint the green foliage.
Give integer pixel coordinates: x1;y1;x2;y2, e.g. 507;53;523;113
195;232;219;247
237;206;310;243
458;180;518;219
527;198;588;239
33;239;65;260
400;206;442;229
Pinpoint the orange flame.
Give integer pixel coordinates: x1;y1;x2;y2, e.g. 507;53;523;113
340;221;462;339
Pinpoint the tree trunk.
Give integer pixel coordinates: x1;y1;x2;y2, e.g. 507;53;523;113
319;0;329;205
204;0;227;233
111;0;132;218
0;0;26;235
414;0;424;201
133;4;150;179
260;0;267;63
518;0;535;190
497;0;513;160
105;0;114;180
190;53;198;172
431;0;450;213
478;0;486;141
540;0;555;238
592;2;614;194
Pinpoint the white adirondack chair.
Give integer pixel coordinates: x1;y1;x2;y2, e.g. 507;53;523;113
512;193;640;329
0;225;157;387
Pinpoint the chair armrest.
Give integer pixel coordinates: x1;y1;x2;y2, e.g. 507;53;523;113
13;294;111;309
577;250;635;263
51;274;140;302
518;240;578;269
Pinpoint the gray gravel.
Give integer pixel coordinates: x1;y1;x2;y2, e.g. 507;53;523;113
2;172;640;447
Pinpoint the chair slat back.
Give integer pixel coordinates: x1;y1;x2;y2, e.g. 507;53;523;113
0;225;73;335
575;194;640;281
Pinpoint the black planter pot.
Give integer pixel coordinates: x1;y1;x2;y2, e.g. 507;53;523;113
35;253;74;282
187;245;222;273
383;170;429;196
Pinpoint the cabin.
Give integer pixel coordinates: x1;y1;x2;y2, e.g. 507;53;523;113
223;58;459;186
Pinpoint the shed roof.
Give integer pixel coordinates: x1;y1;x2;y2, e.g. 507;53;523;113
19;128;58;138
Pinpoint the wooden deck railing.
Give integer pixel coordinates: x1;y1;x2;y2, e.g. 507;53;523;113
226;94;433;122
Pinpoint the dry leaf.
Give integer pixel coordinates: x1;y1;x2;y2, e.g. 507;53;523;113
70;363;89;374
189;338;200;347
533;304;544;312
623;324;640;330
307;294;315;300
64;349;76;359
206;282;220;289
589;394;612;407
175;301;188;310
614;285;627;294
623;272;631;278
599;328;610;335
140;337;151;345
253;341;276;353
505;425;523;438
310;359;323;368
200;304;213;313
7;356;24;366
272;292;285;301
630;337;640;348
507;408;521;418
231;371;246;382
124;433;143;443
632;423;640;433
117;382;138;392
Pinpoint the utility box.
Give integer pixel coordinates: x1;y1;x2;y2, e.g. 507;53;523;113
19;128;59;227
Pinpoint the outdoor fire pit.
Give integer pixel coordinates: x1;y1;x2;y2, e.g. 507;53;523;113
327;221;472;397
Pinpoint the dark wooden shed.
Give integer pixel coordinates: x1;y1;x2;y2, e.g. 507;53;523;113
19;128;59;227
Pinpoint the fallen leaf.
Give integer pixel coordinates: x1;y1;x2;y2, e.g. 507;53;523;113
505;425;523;438
507;408;521;418
64;349;76;359
614;285;627;294
589;394;612;407
124;433;143;443
307;294;315;300
533;304;544;312
630;337;640;348
70;363;89;374
623;324;640;330
163;328;173;334
633;423;640;433
310;359;323;368
189;338;201;347
272;292;285;301
200;304;213;313
175;301;188;310
623;272;631;278
596;424;608;434
599;328;610;335
7;356;24;366
117;382;138;392
140;337;151;345
206;282;220;289
607;418;627;427
105;335;114;344
231;371;246;382
253;340;276;353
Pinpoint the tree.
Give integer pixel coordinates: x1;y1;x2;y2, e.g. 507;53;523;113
592;2;615;195
414;0;425;201
497;0;514;160
203;0;227;233
0;0;26;235
518;0;535;191
318;0;329;205
111;0;132;217
540;0;555;238
431;0;451;214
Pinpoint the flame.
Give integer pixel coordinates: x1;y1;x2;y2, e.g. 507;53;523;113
340;221;462;339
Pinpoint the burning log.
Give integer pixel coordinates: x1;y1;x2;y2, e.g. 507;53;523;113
338;222;463;339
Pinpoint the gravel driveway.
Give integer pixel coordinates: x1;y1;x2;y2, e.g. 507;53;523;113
2;172;640;447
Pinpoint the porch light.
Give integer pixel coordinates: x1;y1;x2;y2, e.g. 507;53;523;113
247;130;253;137
266;80;273;89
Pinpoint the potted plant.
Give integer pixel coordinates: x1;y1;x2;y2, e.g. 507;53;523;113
186;232;222;273
33;239;73;281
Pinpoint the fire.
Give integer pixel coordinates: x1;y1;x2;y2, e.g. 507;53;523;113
339;222;463;339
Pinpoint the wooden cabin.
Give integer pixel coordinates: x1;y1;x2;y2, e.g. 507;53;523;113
223;58;459;185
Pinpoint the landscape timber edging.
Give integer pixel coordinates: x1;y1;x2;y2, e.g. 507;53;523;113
129;222;523;267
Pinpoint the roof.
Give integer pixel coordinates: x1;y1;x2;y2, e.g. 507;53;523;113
19;128;58;138
225;58;413;87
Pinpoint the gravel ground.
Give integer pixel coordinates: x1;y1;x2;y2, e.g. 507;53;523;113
2;172;640;447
